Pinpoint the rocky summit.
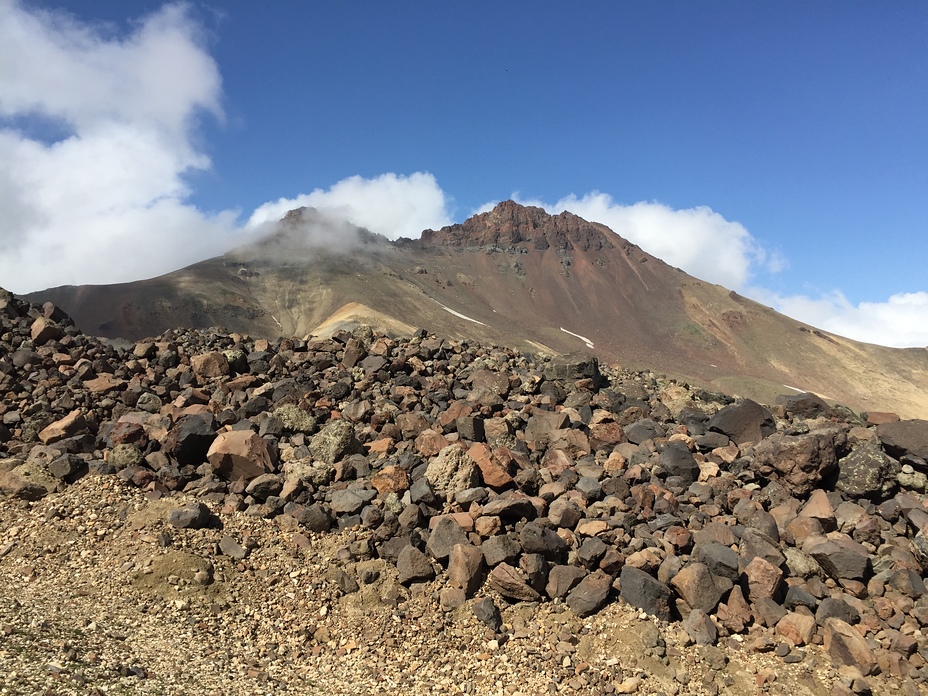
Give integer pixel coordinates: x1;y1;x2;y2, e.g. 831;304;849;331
3;286;928;695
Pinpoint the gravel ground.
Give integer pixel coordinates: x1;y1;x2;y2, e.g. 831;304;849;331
0;474;919;696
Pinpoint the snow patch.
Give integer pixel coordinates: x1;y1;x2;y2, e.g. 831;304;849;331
560;327;594;349
435;301;486;326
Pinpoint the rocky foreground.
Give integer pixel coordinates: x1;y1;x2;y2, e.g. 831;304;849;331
2;287;928;696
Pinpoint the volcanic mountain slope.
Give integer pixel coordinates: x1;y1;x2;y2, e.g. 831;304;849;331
31;201;928;418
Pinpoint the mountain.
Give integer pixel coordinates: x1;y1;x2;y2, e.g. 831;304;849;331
29;201;928;418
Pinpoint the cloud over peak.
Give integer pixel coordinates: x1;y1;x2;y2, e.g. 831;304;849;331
248;172;453;240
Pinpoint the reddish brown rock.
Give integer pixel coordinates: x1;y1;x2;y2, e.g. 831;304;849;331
415;429;448;457
752;430;839;495
191;351;230;379
83;374;126;394
487;562;541;602
742;556;784;602
30;316;62;345
824;618;878;675
800;489;837;531
38;410;87;445
865;412;899;426
370;465;409;496
448;543;486;597
207;430;275;481
775;611;816;646
467;443;514;490
671;562;724;613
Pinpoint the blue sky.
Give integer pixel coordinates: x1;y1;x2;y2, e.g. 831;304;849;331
1;1;927;346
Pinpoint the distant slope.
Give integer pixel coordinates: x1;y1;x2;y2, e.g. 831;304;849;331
31;202;928;418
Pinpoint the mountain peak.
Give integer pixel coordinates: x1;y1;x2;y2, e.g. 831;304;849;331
420;200;616;252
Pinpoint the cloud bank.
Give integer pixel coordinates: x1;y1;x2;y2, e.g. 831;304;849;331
0;1;238;294
248;172;453;239
751;288;928;348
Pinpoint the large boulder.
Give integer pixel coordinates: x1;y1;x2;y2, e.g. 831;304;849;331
544;353;601;387
707;399;775;445
752;430;840;495
207;430;275;481
836;442;900;500
877;419;928;460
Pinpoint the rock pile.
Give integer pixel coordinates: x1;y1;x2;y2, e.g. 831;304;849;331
3;286;928;687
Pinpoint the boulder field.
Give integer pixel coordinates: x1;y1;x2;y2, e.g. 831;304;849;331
3;286;928;693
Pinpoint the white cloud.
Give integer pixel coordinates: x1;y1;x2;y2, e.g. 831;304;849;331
248;172;453;239
749;287;928;348
0;1;238;294
511;191;784;290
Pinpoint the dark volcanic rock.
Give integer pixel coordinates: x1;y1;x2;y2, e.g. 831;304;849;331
163;414;217;466
877;419;928;460
836;442;900;500
752;430;840;495
566;570;612;617
707;399;774;445
619;566;672;621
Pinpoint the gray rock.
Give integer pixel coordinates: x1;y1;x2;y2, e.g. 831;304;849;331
625;419;664;445
245;473;282;500
566;570;612;617
544;353;601;386
426;517;469;561
683;609;718;645
693;542;740;581
168;502;211;529
163;414;216;466
707;399;774;445
288;502;332;532
396;546;435;585
546;565;588;599
473;597;502;631
519;521;568;562
815;597;859;625
738;528;786;573
877;419;928;460
806;538;871;580
619;566;672;621
219;535;249;560
330;489;367;515
660;441;699;484
481;534;522;567
548;498;583;528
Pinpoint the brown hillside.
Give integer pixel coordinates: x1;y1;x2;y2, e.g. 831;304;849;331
30;202;928;418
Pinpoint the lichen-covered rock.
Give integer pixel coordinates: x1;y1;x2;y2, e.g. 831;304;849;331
837;442;900;500
425;444;479;498
309;420;361;464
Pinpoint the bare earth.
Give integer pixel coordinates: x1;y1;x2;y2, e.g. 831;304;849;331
0;474;910;696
